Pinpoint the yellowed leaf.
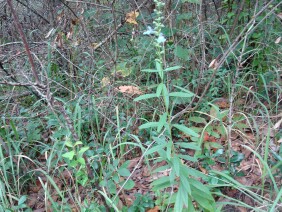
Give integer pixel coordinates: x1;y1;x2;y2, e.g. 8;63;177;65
91;43;99;48
101;77;110;87
117;85;142;95
126;10;139;25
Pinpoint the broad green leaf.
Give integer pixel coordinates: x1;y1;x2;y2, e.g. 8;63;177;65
230;152;245;163
175;142;201;150
180;182;189;207
164;65;182;72
65;140;73;148
78;146;89;155
173;124;199;137
188;116;207;124
62;151;75;160
77;157;85;165
172;156;180;176
139;122;159;129
178;154;197;162
118;168;130;177
192;190;214;211
134;93;158;101
180;174;191;195
151;176;170;186
108;180;117;193
18;195;27;205
157;112;167;132
156;60;163;72
174;190;183;212
166;140;172;160
142;69;158;73
190;179;213;200
169;92;193;98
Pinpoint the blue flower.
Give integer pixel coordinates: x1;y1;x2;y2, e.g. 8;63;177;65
157;33;166;43
143;26;156;35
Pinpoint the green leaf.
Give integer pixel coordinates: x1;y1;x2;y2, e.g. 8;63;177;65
169;92;193;98
134;93;158;101
145;143;166;156
162;84;169;108
180;174;191;195
166;140;172;160
188;116;207;124
120;179;135;190
164;65;182;72
174;45;190;61
78;146;89;155
18;195;27;205
173;124;199;137
157;112;167;132
151;176;170;186
65;140;73;148
190;179;214;201
118;168;131;177
74;141;83;147
62;151;75;160
174;190;183;212
156;60;163;72
156;83;164;97
178;154;197;162
175;142;201;150
230;152;245;163
172;156;180;176
139;122;159;130
208;142;223;149
77;157;85;165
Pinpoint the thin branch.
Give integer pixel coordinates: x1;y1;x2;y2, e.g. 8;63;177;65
171;0;281;122
7;0;42;86
14;0;50;24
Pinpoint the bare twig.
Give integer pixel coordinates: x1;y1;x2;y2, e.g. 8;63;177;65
7;0;42;86
171;0;281;122
13;0;50;24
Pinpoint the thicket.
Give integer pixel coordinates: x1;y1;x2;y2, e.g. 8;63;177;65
0;0;281;211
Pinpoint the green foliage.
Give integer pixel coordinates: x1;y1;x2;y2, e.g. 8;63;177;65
127;193;154;212
0;0;281;211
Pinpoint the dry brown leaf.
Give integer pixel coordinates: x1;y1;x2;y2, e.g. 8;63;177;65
126;10;139;25
277;13;282;19
214;98;229;108
117;85;142;95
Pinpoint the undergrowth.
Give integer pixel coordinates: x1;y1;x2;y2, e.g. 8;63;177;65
0;0;281;211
